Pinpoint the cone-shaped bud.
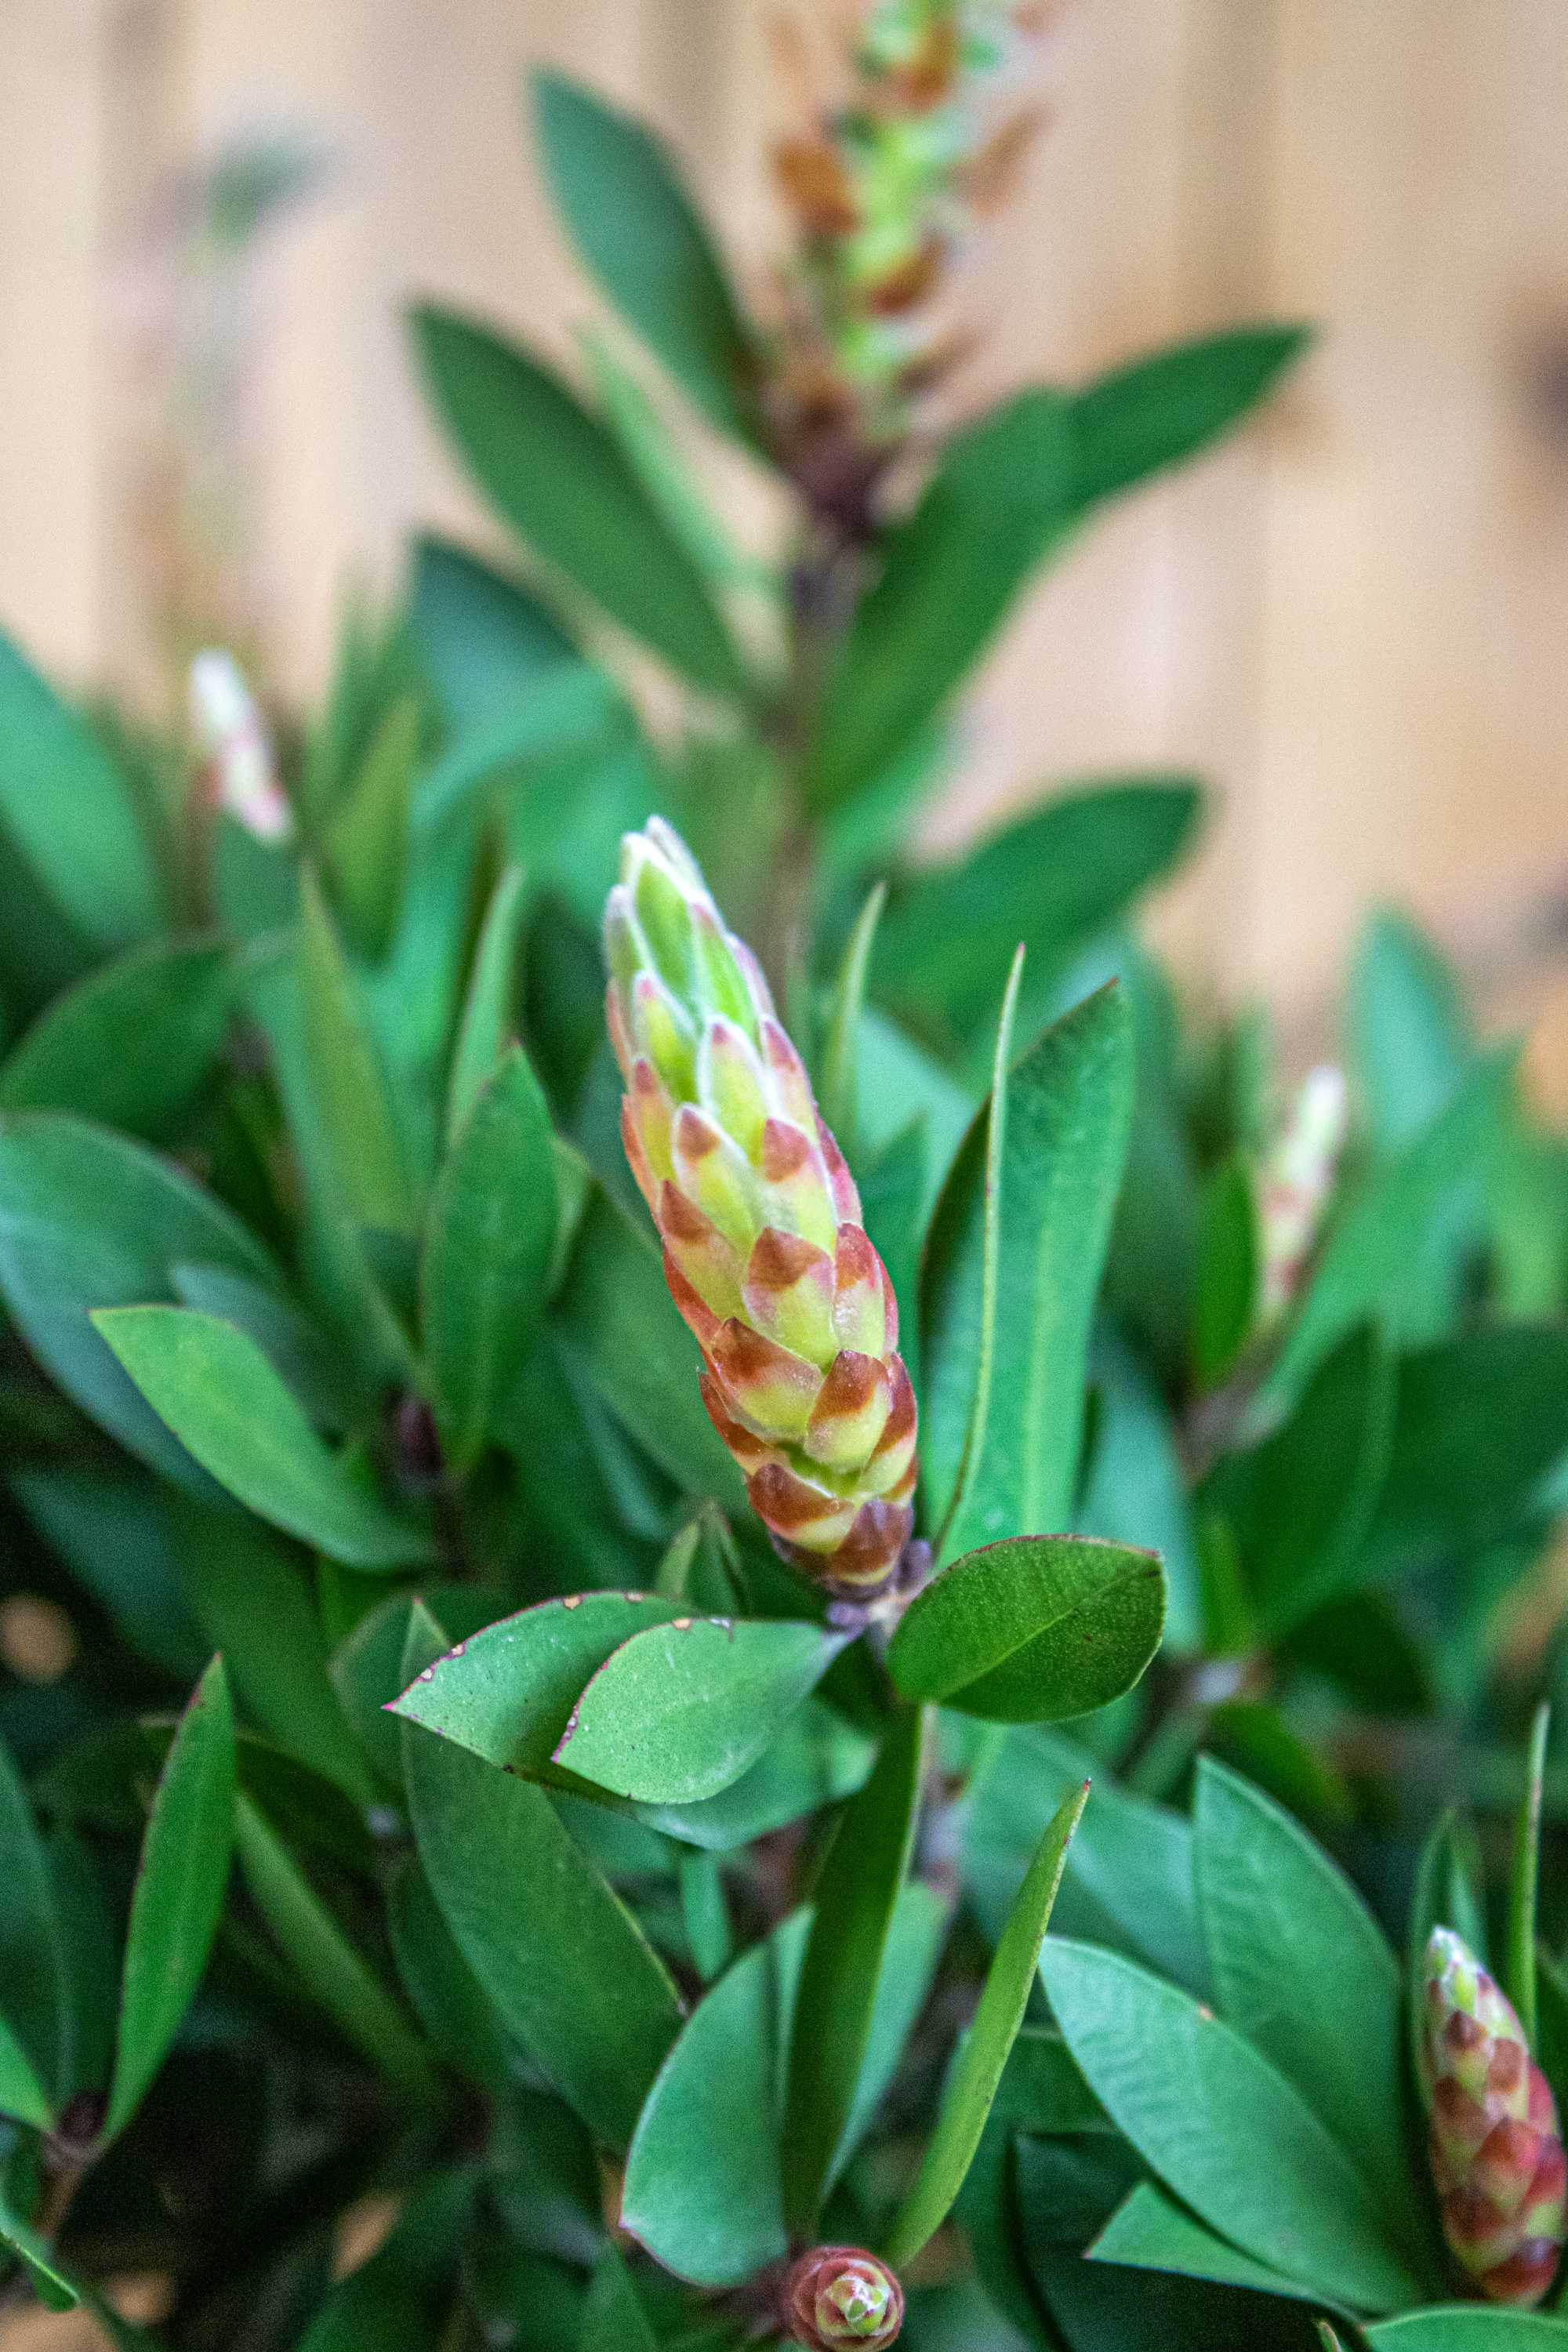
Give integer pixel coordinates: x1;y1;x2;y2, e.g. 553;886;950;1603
782;2247;904;2349
1422;1927;1567;2307
1257;1064;1348;1327
604;822;918;1595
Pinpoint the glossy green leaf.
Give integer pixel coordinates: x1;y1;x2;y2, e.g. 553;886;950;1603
1040;1938;1424;2310
104;1657;235;2138
446;862;526;1143
946;984;1135;1556
0;1732;66;2110
533;72;763;448
234;1792;434;2092
920;949;1025;1554
884;1779;1087;2266
579;2242;659;2352
877;784;1200;1044
0;1112;282;1489
412;306;750;698
1265;1049;1516;1406
782;1704;925;2234
176;1509;372;1805
0;2184;80;2313
0;937;230;1141
1351;909;1472;1159
638;1695;873;1853
558;1617;849;1805
1192;1154;1259;1386
808;391;1073;808
298;868;419;1235
1193;1759;1429;2268
1367;2317;1568;2349
1068;325;1308;507
1508;1703;1552;2050
422;1048;557;1469
388;1590;687;1776
401;1606;681;2145
93;1307;432;1566
409;534;576;727
0;629;162;949
1088;2180;1319;2303
0;2012;51;2132
889;1535;1163;1723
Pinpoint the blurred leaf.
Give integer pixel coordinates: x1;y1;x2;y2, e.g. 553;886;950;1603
402;1606;681;2146
104;1656;236;2138
408;534;577;728
1088;2180;1315;2303
1192;1155;1259;1387
1283;1590;1430;1718
0;1112;282;1490
298;869;419;1235
533;71;764;448
0;938;230;1142
93;1307;433;1566
1507;1704;1551;2051
387;1854;513;2084
1207;1702;1352;1827
1078;1327;1201;1652
877;786;1200;1045
12;1468;209;1678
325;693;423;960
447;862;527;1143
678;1848;732;1984
1364;2318;1568;2348
583;327;763;598
423;1048;556;1469
809;392;1073;808
856;1120;927;1383
410;669;630;843
885;1780;1087;2266
1192;1759;1429;2269
821;880;887;1150
1040;1939;1423;2311
889;1536;1163;1723
1350;909;1472;1159
559;1618;849;1806
234;1792;434;2092
0;1734;65;2110
413;307;752;698
1067;325;1307;506
297;2171;474;2352
781;1704;924;2236
0;2184;79;2312
0;630;162;949
579;2243;659;2352
0;2019;49;2133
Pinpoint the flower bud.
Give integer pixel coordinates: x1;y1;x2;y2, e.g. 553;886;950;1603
1422;1927;1567;2307
1256;1064;1348;1325
188;649;295;845
605;822;916;1595
782;2246;904;2349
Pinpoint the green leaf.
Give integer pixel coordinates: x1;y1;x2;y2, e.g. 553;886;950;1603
532;71;763;448
176;1510;372;1805
678;1849;733;1983
104;1656;236;2138
0;2185;80;2313
1069;325;1308;506
888;1535;1164;1723
1351;909;1472;1159
324;693;423;960
412;306;751;698
0;629;162;948
877;785;1200;1044
388;1589;688;1777
409;534;576;728
821;880;887;1150
233;1792;434;2092
1192;1155;1259;1386
808;392;1074;808
582;326;760;597
0;2013;50;2132
0;937;230;1142
782;1705;925;2234
0;1730;69;2101
884;1779;1088;2267
298;868;419;1236
579;2243;659;2352
920;949;1025;1555
1192;1759;1430;2269
401;1606;681;2145
638;1697;874;1853
1088;2180;1320;2303
446;862;526;1143
557;1617;849;1805
387;1856;512;2084
170;1259;353;1435
422;1047;557;1470
93;1307;432;1566
297;2172;474;2352
1040;1938;1424;2311
946;983;1136;1556
1508;1703;1552;2050
410;667;630;842
1078;1327;1202;1650
1265;1049;1516;1406
0;1112;282;1489
1366;2318;1568;2348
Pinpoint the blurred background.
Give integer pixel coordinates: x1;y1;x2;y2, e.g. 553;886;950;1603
2;0;1566;1092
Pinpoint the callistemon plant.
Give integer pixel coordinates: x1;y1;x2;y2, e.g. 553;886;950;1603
605;820;917;1595
1422;1927;1568;2307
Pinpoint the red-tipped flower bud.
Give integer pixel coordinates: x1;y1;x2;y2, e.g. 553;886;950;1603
604;822;917;1596
1422;1927;1567;2308
782;2246;904;2348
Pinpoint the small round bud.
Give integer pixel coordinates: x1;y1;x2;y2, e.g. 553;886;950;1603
782;2246;904;2349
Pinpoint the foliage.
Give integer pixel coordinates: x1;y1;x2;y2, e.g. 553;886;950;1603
0;22;1564;2352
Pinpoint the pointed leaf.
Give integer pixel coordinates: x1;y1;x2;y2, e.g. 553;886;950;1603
0;938;230;1141
1089;2180;1323;2303
93;1306;432;1566
0;1737;67;2105
104;1656;236;2138
888;1535;1163;1722
1508;1703;1552;2050
0;2012;50;2132
409;534;576;728
1367;2319;1568;2349
579;2243;659;2352
324;693;422;960
1351;909;1472;1159
446;862;527;1142
1192;1153;1259;1386
298;869;418;1235
557;1618;850;1806
884;1779;1088;2267
1068;325;1308;506
821;880;887;1149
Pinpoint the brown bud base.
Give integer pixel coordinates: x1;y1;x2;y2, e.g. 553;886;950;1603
781;2246;904;2348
